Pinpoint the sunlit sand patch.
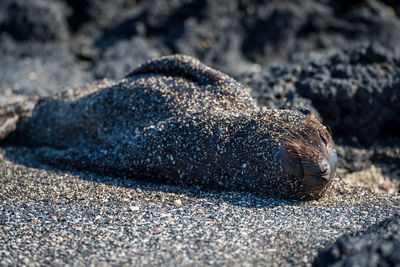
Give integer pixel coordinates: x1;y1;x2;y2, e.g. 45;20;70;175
338;165;400;195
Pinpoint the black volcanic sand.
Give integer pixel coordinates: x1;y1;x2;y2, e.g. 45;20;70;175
1;0;400;266
314;215;400;266
0;146;399;266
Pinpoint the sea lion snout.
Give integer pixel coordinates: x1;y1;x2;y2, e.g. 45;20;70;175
302;138;338;194
271;111;338;199
278;145;337;198
303;153;337;191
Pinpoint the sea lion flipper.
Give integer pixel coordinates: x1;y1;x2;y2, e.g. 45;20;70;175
127;55;235;85
0;115;18;141
0;93;37;142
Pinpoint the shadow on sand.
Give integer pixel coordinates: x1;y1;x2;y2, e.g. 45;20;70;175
1;144;302;209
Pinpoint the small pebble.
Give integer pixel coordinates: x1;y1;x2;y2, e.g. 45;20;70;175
174;199;182;207
130;205;140;211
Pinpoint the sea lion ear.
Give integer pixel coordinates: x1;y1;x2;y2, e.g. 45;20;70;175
126;55;235;85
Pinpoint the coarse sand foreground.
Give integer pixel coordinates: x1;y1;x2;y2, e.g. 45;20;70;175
0;146;399;266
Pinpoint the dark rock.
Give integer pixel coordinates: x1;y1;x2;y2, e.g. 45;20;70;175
373;141;400;166
313;215;400;267
237;64;322;120
335;145;373;172
0;48;91;96
2;0;400;92
0;0;69;42
296;43;400;142
0;0;89;95
238;43;400;143
64;0;140;32
93;0;400;74
94;37;160;79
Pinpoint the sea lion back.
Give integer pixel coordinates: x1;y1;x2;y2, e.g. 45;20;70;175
127;55;258;115
6;55;258;148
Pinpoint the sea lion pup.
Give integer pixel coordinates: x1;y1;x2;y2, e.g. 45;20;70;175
0;55;337;200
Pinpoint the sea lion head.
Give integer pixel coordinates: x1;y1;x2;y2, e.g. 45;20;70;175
256;110;337;200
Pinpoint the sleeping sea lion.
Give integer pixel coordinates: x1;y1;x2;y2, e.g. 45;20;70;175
0;55;337;200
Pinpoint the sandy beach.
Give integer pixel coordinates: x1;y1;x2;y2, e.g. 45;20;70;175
0;146;399;266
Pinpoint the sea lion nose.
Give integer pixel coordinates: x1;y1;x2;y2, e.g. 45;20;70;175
304;150;337;191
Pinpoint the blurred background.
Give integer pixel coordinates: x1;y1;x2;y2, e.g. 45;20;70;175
0;0;399;90
0;0;399;147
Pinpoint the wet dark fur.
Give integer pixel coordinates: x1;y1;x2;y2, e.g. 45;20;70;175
1;55;337;200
